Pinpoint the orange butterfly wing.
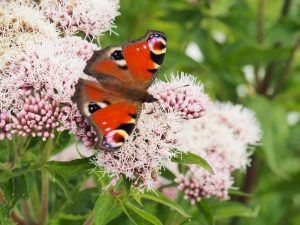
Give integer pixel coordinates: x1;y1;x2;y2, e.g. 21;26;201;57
84;30;167;87
73;30;167;151
73;79;139;151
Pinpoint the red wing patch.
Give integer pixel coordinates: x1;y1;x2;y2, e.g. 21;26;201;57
73;78;139;151
73;30;167;151
84;30;167;87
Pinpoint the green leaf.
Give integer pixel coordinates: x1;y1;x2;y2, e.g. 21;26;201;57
196;200;215;225
229;189;252;198
52;130;72;154
248;97;289;177
103;206;123;224
160;167;176;181
0;175;29;211
123;202;163;225
44;156;94;177
141;191;190;218
172;150;214;174
94;192;116;225
0;165;31;183
51;174;72;202
212;202;259;219
121;203;153;225
0;141;9;162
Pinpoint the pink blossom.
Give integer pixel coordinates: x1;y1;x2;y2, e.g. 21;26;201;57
0;0;58;71
12;91;64;141
0;110;13;140
1;35;98;141
95;104;181;191
149;73;209;119
40;0;120;37
175;150;234;204
173;101;261;203
209;102;261;145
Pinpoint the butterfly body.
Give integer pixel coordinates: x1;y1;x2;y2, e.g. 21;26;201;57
73;30;167;151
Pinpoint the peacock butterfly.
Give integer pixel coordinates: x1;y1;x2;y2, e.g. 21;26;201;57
72;30;167;151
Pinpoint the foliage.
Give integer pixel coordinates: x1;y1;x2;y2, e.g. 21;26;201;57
1;0;300;225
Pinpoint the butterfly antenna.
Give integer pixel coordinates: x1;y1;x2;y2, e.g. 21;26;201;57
152;84;189;95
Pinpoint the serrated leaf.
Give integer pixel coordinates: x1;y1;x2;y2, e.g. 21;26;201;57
123;202;162;225
141;191;190;218
44;156;94;177
172;150;214;174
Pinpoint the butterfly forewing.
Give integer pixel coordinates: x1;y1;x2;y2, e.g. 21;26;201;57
73;30;167;151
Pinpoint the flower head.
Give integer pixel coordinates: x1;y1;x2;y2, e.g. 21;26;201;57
149;73;209;119
173;101;261;203
209;102;261;145
0;110;13;140
12;91;64;141
40;0;120;37
1;34;98;141
0;0;58;71
95;104;181;190
175;150;234;204
2;37;98;111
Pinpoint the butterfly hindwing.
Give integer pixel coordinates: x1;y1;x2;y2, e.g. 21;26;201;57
84;30;167;87
73;78;140;151
73;30;167;151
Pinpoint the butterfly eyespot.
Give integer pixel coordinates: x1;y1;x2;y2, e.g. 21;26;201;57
85;101;109;116
111;50;124;60
102;129;128;149
88;102;101;114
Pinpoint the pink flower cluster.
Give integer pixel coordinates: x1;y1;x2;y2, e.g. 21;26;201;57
0;111;13;140
173;101;261;203
150;73;209;119
175;150;234;204
13;92;64;141
40;0;120;37
1;35;98;141
95;105;181;190
94;74;209;190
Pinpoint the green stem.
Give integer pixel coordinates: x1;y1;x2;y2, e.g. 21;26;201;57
7;138;18;167
20;200;35;225
39;138;53;225
31;175;40;220
83;213;95;225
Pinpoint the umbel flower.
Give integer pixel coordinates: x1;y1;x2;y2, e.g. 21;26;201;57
40;0;120;37
0;0;58;71
174;101;261;203
150;73;209;119
12;91;64;141
0;110;13;140
95;105;181;190
94;74;208;190
1;35;98;140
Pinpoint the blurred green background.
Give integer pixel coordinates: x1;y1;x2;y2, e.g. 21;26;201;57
101;0;300;225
